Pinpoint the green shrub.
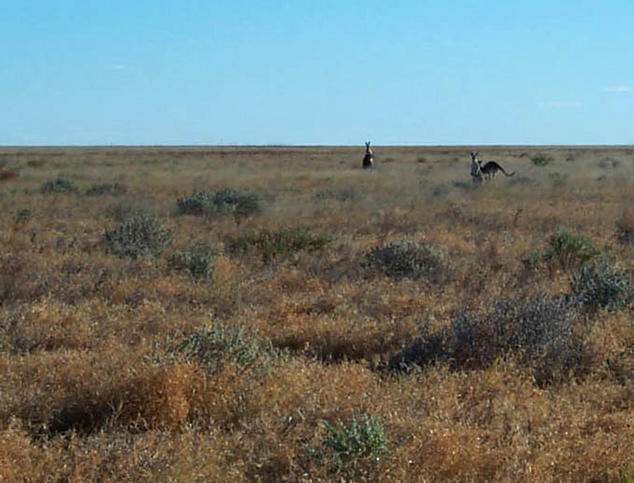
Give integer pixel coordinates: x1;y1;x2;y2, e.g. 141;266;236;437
363;240;452;283
174;324;277;373
170;244;217;278
311;411;389;478
105;213;173;259
531;153;554;166
40;176;79;194
571;260;632;311
176;188;261;219
85;182;127;196
213;188;261;218
176;191;215;215
225;227;332;262
543;229;600;271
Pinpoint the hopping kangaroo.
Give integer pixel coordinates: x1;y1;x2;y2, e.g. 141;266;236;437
470;152;514;182
362;141;374;169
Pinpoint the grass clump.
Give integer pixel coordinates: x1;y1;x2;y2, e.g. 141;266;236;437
176;188;261;220
571;260;632;312
105;212;173;259
363;240;452;283
310;411;389;479
170;245;217;279
174;324;277;373
41;176;79;194
85;182;127;196
225;227;332;262
531;153;554;166
543;229;600;271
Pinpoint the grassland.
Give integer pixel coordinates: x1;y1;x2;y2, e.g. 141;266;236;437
0;145;633;482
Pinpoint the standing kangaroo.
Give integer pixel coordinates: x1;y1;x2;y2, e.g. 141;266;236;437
362;141;374;169
470;152;514;181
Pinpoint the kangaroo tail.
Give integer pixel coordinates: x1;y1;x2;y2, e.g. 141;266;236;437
502;168;515;177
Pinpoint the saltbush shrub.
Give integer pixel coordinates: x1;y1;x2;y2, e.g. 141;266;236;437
177;188;261;219
571;260;632;311
85;182;127;196
175;324;277;373
41;176;79;194
176;191;215;215
170;244;217;278
531;153;554;166
389;293;582;385
105;212;173;259
363;240;452;283
543;229;600;271
311;411;389;479
226;227;332;262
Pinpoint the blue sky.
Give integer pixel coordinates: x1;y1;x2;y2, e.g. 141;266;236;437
2;1;633;145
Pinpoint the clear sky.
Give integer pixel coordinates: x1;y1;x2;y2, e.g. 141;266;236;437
2;1;634;146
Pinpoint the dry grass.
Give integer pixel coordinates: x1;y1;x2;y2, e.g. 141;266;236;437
0;145;633;481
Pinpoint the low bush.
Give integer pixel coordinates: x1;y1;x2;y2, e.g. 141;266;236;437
176;188;261;220
225;227;332;262
105;213;173;259
543;229;600;271
363;240;452;283
389;294;583;385
174;324;277;374
571;260;632;311
310;411;389;479
170;245;217;279
41;176;79;194
85;182;127;196
176;191;214;215
531;153;554;166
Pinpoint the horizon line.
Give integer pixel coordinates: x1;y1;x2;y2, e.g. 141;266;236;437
2;143;634;149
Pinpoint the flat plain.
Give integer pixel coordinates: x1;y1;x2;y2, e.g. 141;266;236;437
1;145;633;481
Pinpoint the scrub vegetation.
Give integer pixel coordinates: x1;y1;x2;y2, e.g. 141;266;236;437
0;145;633;481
